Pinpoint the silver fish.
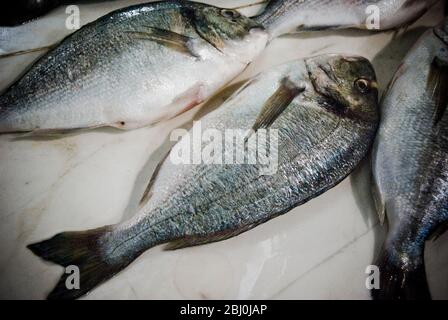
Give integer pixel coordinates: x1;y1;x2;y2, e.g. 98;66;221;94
254;0;439;39
0;1;268;134
371;18;448;299
28;54;379;299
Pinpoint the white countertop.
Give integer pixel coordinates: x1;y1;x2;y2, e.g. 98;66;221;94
0;0;447;299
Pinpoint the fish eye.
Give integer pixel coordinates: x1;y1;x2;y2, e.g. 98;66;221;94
354;78;371;94
220;9;240;19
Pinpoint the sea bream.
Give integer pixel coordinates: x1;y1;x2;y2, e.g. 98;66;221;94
371;18;448;299
0;1;268;133
254;0;439;39
28;54;379;299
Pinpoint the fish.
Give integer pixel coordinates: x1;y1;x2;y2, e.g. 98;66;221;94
27;53;379;299
0;0;260;26
0;1;268;134
371;17;448;300
254;0;439;39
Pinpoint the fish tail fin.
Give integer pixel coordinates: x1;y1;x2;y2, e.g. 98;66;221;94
371;247;431;300
27;226;134;300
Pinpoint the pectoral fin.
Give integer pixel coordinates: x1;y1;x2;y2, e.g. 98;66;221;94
251;77;304;133
126;27;198;58
427;56;448;126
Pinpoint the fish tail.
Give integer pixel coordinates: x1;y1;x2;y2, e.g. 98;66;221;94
371;247;431;300
27;226;140;300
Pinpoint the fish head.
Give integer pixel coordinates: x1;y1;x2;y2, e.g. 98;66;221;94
191;6;268;63
305;54;379;123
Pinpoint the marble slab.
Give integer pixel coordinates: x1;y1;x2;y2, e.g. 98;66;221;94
0;0;447;300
